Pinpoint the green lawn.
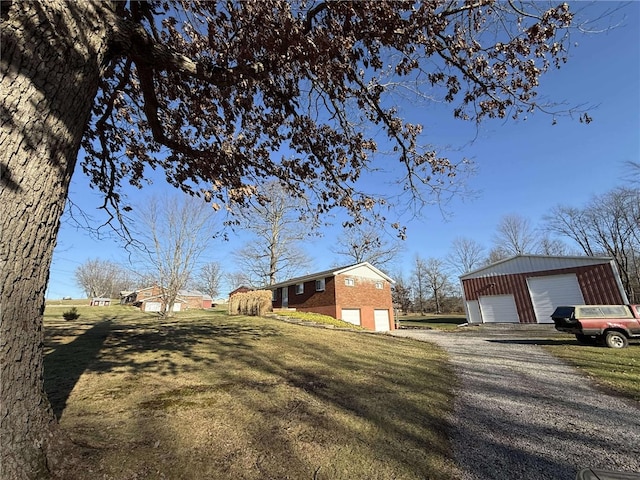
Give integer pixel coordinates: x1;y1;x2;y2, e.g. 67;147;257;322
397;313;467;331
43;304;462;480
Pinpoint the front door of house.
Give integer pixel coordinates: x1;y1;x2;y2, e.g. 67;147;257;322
282;287;288;308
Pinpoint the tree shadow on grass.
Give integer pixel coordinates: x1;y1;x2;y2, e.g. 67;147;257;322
44;319;113;419
44;314;281;418
44;314;465;478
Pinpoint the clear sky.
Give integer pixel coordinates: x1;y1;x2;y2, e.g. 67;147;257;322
47;2;640;299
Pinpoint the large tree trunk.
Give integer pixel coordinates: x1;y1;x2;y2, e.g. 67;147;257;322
0;2;110;477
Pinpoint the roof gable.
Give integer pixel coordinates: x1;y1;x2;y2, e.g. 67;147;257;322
268;262;394;289
460;254;614;279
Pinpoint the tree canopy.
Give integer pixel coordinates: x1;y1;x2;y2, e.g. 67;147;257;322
80;0;580;231
0;1;594;477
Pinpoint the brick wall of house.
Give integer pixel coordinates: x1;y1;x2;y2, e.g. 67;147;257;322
137;284;162;300
183;296;203;309
271;271;394;330
289;277;336;307
334;273;394;330
272;277;336;309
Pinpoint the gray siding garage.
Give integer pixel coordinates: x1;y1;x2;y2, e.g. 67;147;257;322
460;255;628;324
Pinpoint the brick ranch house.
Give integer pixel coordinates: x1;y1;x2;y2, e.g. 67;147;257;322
120;284;212;313
269;262;395;332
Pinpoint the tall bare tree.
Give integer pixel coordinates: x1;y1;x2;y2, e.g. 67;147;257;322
545;187;640;302
192;262;223;300
390;271;413;315
133;195;218;316
492;214;539;256
446;237;486;275
536;234;573;256
234;182;313;286
483;246;511;266
225;271;253;293
412;255;428;314
75;258;133;298
331;225;403;269
0;0;599;475
423;258;452;314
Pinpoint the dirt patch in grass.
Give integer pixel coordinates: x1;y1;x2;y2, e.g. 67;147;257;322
44;305;462;479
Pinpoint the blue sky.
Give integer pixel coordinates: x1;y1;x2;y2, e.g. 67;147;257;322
47;2;640;299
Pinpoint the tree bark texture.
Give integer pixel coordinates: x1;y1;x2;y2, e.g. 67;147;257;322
0;2;109;478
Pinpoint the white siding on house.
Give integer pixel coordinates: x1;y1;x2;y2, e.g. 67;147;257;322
342;265;384;280
478;295;519;323
527;274;585;324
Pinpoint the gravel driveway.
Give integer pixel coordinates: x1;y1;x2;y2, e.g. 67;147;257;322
391;328;640;480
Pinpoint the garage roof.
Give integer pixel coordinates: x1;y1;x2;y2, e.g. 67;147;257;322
460;255;614;280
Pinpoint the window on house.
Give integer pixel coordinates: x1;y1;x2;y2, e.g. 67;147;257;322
296;283;304;294
375;281;383;289
315;279;325;291
345;278;355;287
272;290;278;301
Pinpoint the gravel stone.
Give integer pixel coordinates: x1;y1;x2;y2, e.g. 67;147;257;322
391;328;640;480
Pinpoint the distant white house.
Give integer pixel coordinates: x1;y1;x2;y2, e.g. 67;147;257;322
90;297;111;306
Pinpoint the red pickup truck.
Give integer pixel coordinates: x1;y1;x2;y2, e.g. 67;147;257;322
550;304;640;348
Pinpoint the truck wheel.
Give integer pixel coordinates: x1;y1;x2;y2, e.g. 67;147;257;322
575;334;597;345
604;331;628;349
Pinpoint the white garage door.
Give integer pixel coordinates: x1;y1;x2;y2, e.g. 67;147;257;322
341;308;361;326
465;300;482;324
145;301;162;312
172;303;182;312
527;274;584;324
479;294;519;323
374;309;390;332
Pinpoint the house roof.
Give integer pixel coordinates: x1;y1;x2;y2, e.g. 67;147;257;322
459;254;615;280
229;286;252;296
177;289;205;297
139;294;187;304
267;262;395;289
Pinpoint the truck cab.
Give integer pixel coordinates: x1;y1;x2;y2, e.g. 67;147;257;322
550;304;640;348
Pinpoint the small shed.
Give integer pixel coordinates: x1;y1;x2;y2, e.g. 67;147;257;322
202;294;213;309
460;255;628;324
229;286;253;298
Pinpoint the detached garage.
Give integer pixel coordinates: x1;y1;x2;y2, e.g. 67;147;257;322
460;255;628;324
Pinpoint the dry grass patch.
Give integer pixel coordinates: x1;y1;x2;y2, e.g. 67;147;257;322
270;310;364;329
44;305;461;479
